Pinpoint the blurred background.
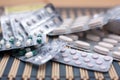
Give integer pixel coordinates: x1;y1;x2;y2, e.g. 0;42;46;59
0;0;120;8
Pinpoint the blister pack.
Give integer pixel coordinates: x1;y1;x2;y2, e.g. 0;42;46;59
11;40;67;65
52;47;113;72
104;6;120;34
20;3;62;34
48;13;108;36
59;29;120;61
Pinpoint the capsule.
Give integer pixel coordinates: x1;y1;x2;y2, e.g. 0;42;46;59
98;42;114;50
112;51;120;59
65;34;79;40
59;35;73;42
103;38;118;45
25;51;37;58
86;34;100;42
108;34;120;42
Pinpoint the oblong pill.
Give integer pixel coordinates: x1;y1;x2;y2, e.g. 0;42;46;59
86;34;100;41
75;40;90;49
98;42;114;50
65;34;79;40
52;27;66;35
103;38;118;45
94;45;109;55
112;51;120;59
108;34;120;42
59;35;73;42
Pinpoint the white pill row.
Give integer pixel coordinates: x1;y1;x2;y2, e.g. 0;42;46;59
53;48;113;72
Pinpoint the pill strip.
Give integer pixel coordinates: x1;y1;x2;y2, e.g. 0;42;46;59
48;13;108;36
11;40;67;65
52;48;113;72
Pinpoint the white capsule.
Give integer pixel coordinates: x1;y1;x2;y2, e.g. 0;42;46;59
94;45;109;55
65;34;79;40
59;35;73;42
75;40;90;49
86;34;100;42
25;51;33;58
5;43;11;49
26;39;32;45
108;34;120;42
112;51;120;59
15;41;21;47
103;38;118;45
52;27;66;35
98;42;114;50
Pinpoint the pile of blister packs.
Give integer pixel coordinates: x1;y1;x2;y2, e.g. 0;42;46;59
1;3;120;72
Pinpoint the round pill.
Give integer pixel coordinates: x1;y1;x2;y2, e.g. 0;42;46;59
75;61;81;65
5;43;11;48
73;55;79;60
70;50;76;55
64;58;70;62
26;39;32;45
62;53;68;57
92;54;99;59
81;52;87;57
15;41;21;47
103;38;118;45
100;66;106;70
103;56;112;61
96;60;103;65
84;58;90;62
87;63;94;68
0;39;4;45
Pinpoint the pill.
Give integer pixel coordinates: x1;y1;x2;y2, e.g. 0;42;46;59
86;34;100;42
100;66;106;70
25;51;37;58
70;25;83;32
112;51;120;59
81;52;88;57
26;39;32;45
15;41;21;47
52;27;66;34
96;60;102;65
64;58;70;62
62;53;68;57
103;38;118;45
92;54;99;59
103;56;112;61
108;34;120;42
98;42;114;50
70;50;76;55
73;55;79;60
87;63;94;68
65;34;79;40
5;43;11;48
75;61;82;65
94;45;109;55
75;40;90;49
84;58;90;62
59;35;73;42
